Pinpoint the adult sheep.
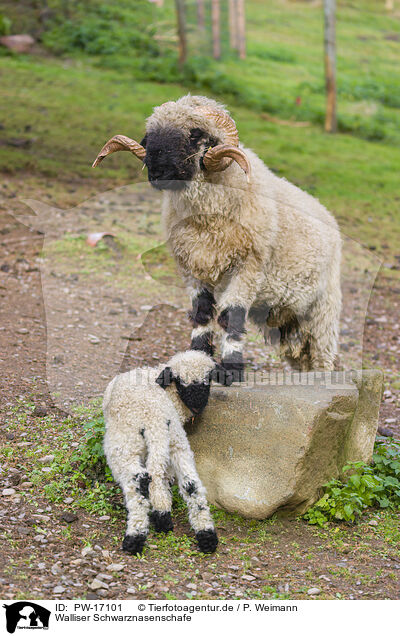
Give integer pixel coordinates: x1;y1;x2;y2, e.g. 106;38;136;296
93;95;342;377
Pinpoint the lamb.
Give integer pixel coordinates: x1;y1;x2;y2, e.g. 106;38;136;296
93;95;342;377
103;350;228;555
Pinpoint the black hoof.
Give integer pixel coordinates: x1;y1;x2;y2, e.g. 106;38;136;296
221;363;245;383
196;529;218;553
150;510;174;533
122;533;147;555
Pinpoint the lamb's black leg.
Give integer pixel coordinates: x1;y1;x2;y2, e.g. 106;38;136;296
189;288;216;356
150;510;174;533
121;470;151;555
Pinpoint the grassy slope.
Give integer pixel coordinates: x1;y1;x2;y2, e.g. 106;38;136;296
0;0;399;257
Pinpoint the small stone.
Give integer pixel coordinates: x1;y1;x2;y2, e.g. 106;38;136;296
97;573;113;581
99;515;110;521
307;587;321;596
33;406;48;417
61;512;78;524
39;455;55;464
53;585;66;594
0;35;35;54
2;488;16;496
140;305;153;311
127;587;136;594
89;579;108;590
88;335;100;344
241;574;256;582
20;482;33;488
368;519;378;527
16;328;29;334
186;583;197;590
81;546;95;558
64;497;74;504
41;467;52;473
106;563;125;572
10;473;21;486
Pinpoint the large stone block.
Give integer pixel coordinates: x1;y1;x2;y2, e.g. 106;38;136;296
187;370;383;519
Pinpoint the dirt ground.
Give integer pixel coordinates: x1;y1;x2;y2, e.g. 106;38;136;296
0;175;399;601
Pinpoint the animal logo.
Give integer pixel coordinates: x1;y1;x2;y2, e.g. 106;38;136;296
3;602;50;634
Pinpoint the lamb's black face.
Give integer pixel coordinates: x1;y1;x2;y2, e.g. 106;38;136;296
141;127;218;191
174;377;211;415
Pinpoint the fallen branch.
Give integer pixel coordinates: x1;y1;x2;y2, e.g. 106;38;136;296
261;112;310;128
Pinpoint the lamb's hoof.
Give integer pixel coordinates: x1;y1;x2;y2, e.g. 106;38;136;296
122;533;147;555
196;529;218;554
150;510;174;533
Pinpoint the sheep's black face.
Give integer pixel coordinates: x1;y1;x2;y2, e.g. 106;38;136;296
142;126;218;191
174;378;211;415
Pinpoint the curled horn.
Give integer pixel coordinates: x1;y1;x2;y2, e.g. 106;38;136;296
92;134;146;168
196;107;251;181
196;107;239;147
202;144;251;181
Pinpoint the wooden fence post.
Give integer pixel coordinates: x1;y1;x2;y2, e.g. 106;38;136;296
175;0;187;69
197;0;205;30
211;0;221;60
237;0;246;60
324;0;337;133
229;0;238;50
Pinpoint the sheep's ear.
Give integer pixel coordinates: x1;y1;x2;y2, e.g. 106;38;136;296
155;366;174;389
210;363;234;387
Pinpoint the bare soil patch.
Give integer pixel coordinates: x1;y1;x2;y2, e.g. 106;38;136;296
0;175;399;600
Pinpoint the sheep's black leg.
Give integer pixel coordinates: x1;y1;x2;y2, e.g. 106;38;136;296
218;305;246;382
189;289;216;356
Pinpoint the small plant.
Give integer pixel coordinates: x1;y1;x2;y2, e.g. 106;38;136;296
0;14;11;36
304;438;400;526
73;415;109;474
